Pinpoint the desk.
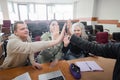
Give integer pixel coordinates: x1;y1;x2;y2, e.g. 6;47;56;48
0;57;116;80
68;57;115;80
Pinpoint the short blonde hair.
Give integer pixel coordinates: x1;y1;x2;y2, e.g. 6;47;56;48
72;22;88;39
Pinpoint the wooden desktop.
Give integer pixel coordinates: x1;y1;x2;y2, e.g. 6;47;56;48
0;57;116;80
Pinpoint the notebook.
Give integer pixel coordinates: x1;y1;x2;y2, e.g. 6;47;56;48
39;70;65;80
75;61;103;72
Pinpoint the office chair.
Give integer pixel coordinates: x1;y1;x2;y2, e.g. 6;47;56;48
86;25;93;35
2;20;11;34
85;25;96;42
96;32;108;44
34;36;41;41
0;40;8;60
112;32;120;42
27;21;48;39
3;40;8;57
95;25;103;34
80;21;87;29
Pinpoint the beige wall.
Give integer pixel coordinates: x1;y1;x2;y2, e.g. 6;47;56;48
73;0;120;33
73;0;120;20
96;0;120;33
73;0;97;26
96;0;120;20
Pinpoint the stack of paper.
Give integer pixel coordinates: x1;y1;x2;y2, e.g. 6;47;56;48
12;72;31;80
75;61;103;72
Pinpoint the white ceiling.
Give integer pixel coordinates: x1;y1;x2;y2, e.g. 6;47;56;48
8;0;79;4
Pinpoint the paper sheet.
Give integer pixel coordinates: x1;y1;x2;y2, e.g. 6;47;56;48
12;72;31;80
75;61;103;72
86;61;103;71
75;61;91;72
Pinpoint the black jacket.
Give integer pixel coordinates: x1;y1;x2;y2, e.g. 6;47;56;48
62;42;88;56
70;35;120;80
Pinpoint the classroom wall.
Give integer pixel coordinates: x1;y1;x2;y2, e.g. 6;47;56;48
96;0;120;34
96;0;120;20
74;0;120;20
73;0;120;34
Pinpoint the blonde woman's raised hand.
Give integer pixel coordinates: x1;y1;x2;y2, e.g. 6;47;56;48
63;35;70;47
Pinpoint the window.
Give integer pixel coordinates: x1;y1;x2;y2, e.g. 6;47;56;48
0;5;3;24
0;12;3;20
47;5;55;20
8;2;73;21
35;4;47;20
29;4;36;20
0;5;3;19
18;4;28;21
47;4;73;20
55;4;73;20
8;2;19;23
29;4;47;20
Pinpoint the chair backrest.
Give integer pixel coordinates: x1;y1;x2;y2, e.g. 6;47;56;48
34;36;41;41
0;40;8;58
96;32;108;44
86;25;93;35
2;20;11;34
95;25;103;34
112;32;120;42
27;21;48;38
80;21;87;29
2;40;8;57
2;20;11;28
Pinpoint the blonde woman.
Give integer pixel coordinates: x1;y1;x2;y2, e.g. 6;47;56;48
63;22;88;60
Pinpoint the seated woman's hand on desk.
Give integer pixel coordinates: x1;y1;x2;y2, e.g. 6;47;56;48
32;62;42;70
50;59;58;67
